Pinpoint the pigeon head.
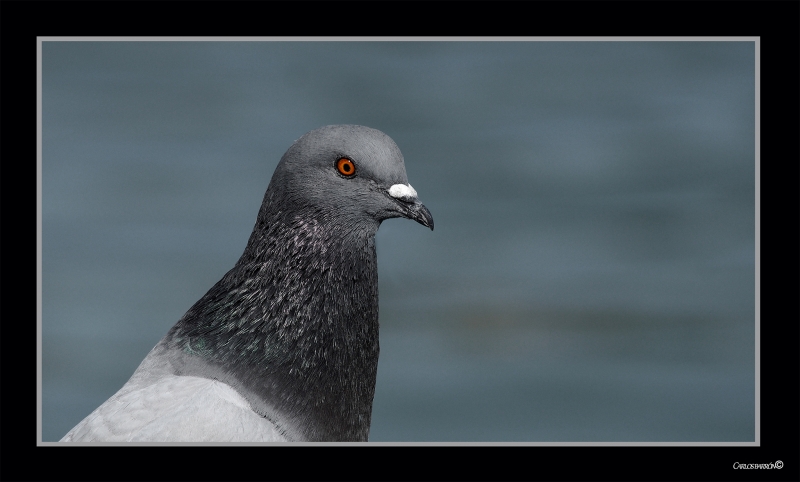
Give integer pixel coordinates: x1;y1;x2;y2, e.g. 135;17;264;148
264;125;433;233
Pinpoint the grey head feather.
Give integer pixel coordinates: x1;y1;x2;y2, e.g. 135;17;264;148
156;125;433;441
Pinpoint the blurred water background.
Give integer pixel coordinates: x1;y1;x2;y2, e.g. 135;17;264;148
41;40;756;442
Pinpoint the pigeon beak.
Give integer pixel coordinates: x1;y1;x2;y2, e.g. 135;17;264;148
405;201;434;230
388;184;434;231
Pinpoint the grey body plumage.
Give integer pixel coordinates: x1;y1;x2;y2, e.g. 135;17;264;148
61;125;433;442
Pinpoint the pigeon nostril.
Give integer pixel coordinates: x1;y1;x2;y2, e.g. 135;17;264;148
388;183;418;201
336;158;356;177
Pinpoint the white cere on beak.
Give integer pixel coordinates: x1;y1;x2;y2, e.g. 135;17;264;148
388;183;418;202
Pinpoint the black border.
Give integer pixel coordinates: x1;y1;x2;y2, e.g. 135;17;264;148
3;1;798;481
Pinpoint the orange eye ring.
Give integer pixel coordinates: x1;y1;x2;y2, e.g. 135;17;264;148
336;158;356;177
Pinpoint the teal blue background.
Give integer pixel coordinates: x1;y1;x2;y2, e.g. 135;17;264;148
42;41;756;442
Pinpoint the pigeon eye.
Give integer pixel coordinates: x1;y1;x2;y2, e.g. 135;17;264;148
336;158;356;177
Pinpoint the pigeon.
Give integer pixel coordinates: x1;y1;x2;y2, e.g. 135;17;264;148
60;125;433;442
